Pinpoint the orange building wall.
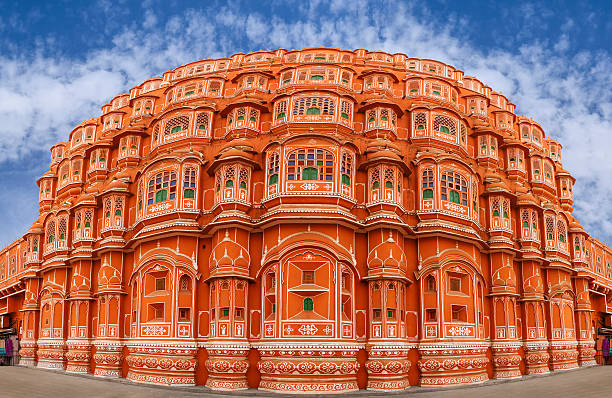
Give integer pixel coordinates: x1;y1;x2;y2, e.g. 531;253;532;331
0;47;610;392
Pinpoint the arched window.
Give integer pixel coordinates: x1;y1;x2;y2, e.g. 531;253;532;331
104;198;112;218
425;275;436;292
84;210;92;228
521;125;530;140
179;275;191;292
239;167;248;189
287;148;334;182
46;220;55;244
292;97;335;117
422;168;434;199
492;198;500;217
58;217;67;241
557;218;567;248
274;100;288;124
303;297;314;311
440;171;468;205
371;168;380;189
114;197;123;217
224;167;234;187
532;158;542;180
433;114;457;140
147;170;177;205
163;115;190;136
384;167;394;189
195;112;210;134
413;112;428;135
183;167;197;198
341;153;352;186
545;215;555;242
268;152;280;185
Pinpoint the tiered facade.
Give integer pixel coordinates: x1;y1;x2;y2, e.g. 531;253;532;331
0;47;610;392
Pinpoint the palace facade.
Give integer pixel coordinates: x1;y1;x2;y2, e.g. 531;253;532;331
0;47;611;392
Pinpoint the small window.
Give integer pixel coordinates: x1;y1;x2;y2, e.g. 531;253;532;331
303;297;314;311
426;308;437;322
179;275;190;292
451;305;467;322
235;307;244;320
178;308;190;322
269;174;279;185
423;189;434;199
373;309;382;321
149;303;164;321
341;174;350;185
302;167;318;180
449;277;461;292
155;277;166;291
302;270;315;284
426;275;436;292
221;308;230;318
387;309;395;319
183;188;195;198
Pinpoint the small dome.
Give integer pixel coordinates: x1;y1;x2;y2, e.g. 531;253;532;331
210;231;250;269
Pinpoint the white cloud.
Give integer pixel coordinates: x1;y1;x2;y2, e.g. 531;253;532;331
0;0;611;246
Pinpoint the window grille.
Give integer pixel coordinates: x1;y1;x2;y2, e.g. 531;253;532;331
440;171;468;205
163;115;190;136
286;148;334;181
147;170;177;204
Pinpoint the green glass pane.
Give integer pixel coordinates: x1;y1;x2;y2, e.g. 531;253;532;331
523;221;529;227
114;209;122;216
385;181;393;189
155;189;168;203
303;298;314;311
449;190;460;204
310;75;324;81
423;189;433;199
225;180;234;187
372;181;380;189
84;222;90;227
277;112;286;119
341;112;349;119
432;90;441;95
341;174;350;185
306;107;321;115
302;167;318;180
440;126;450;134
240;181;246;189
170;126;182;134
269;174;279;185
184;189;195;198
493;210;500;217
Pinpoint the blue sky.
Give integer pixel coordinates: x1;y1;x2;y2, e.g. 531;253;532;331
0;0;611;247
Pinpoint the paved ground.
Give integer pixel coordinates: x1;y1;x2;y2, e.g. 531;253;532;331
0;365;611;397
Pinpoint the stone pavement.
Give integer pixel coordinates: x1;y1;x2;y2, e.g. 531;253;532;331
0;365;611;397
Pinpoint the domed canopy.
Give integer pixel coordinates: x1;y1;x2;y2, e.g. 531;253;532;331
210;231;250;271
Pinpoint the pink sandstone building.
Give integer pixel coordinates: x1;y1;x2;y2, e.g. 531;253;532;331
0;47;610;392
